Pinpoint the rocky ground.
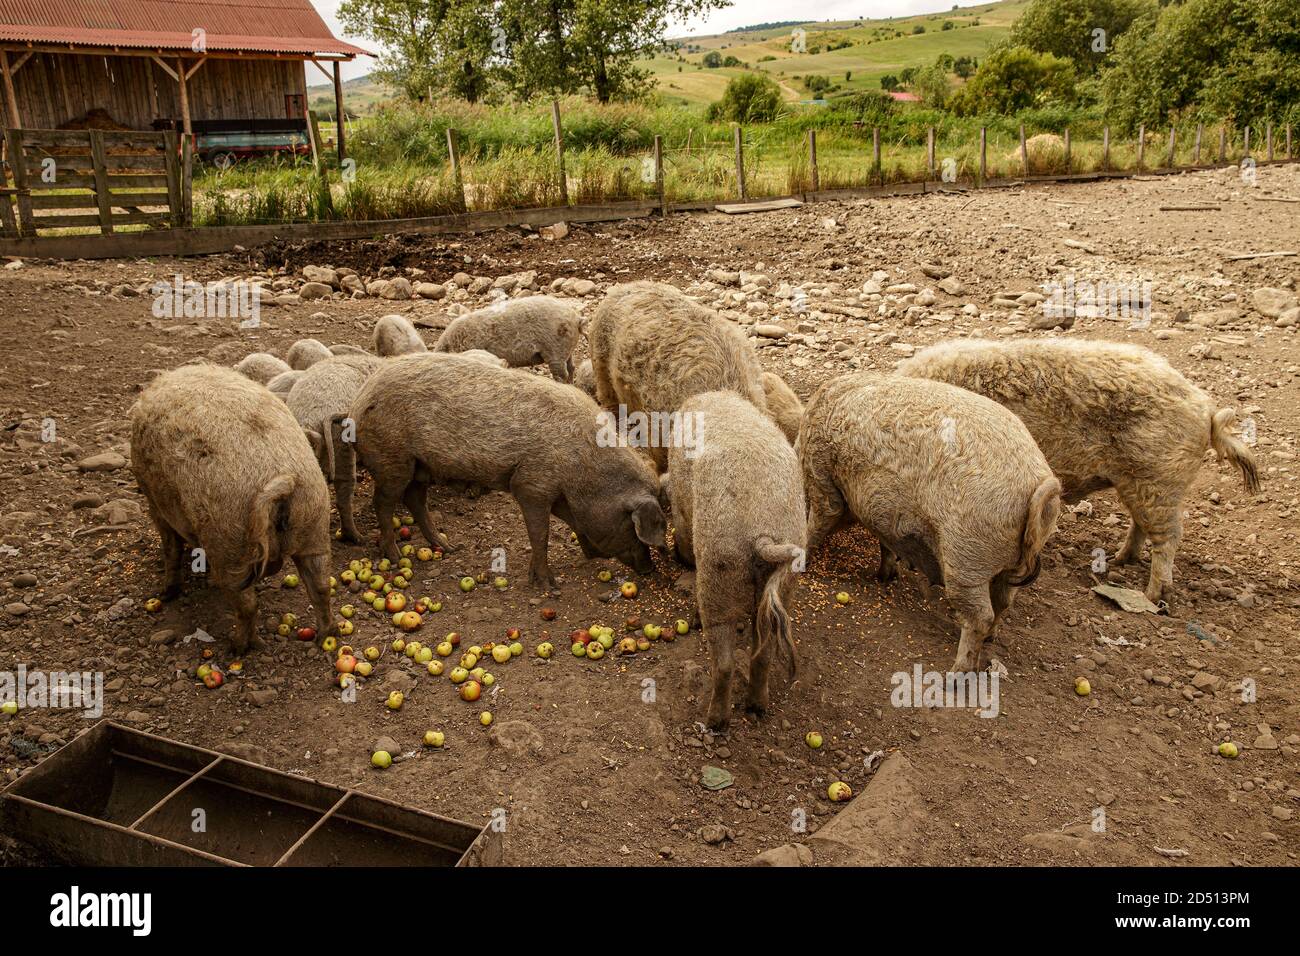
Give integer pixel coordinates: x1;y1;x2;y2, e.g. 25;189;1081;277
1;162;1297;867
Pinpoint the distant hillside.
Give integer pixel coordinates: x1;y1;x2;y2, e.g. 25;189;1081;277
645;0;1027;106
307;73;395;117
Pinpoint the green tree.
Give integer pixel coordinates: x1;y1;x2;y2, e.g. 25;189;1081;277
711;73;783;122
702;50;723;68
948;45;1078;115
880;74;899;91
1010;0;1155;75
913;63;951;108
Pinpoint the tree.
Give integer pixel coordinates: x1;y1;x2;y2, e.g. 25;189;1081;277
499;0;729;103
913;63;951;108
702;50;723;68
880;74;899;91
948;45;1078;115
953;55;976;78
710;73;783;122
338;0;498;103
1010;0;1155;75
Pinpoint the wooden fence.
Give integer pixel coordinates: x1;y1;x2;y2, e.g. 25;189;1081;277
0;128;189;237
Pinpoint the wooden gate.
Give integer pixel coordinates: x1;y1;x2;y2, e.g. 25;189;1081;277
0;128;189;237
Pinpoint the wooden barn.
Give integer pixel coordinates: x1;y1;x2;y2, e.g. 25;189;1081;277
0;0;367;159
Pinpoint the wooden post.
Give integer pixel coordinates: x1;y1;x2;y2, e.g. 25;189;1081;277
551;100;568;206
1219;126;1227;163
1194;124;1203;165
1266;121;1273;162
653;134;665;216
1136;123;1145;169
0;50;22;130
176;58;191;136
872;126;881;186
1019;124;1028;177
1102;126;1110;171
87;130;113;235
163;129;182;227
1063;127;1071;174
926;125;935;180
306;109;325;172
1288;125;1294;160
807;129;819;194
332;61;346;162
180;134;194;227
733;126;746;200
1244;125;1251;156
979;126;986;186
4;128;32;236
445;127;465;212
1167;126;1176;168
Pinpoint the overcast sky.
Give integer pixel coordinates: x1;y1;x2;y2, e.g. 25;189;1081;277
316;0;995;82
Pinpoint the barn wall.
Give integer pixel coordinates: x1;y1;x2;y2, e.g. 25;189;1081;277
3;53;310;130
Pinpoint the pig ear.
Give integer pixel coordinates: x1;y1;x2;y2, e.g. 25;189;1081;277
631;498;667;549
657;472;672;512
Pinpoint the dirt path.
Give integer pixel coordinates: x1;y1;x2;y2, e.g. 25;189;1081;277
1;162;1297;866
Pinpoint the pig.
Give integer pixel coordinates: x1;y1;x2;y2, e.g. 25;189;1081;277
130;364;336;655
349;352;667;588
898;338;1260;603
668;391;807;729
434;296;582;381
573;358;597;399
266;369;303;399
761;371;804;444
285;338;332;370
287;353;384;542
372;314;428;357
800;373;1061;672
587;281;769;468
459;349;508;368
329;343;369;357
233;352;290;385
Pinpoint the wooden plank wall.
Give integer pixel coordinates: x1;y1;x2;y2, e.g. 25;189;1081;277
2;54;308;130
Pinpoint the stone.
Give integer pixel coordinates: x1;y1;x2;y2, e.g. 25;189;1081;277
302;265;338;287
298;282;333;301
700;823;734;845
77;451;127;472
1251;288;1298;318
247;688;278;707
752;843;814;866
414;282;446;300
487;719;545;757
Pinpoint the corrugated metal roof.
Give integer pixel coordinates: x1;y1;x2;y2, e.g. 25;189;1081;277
0;0;370;55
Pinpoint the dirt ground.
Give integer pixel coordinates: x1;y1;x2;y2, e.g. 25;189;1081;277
1;163;1298;867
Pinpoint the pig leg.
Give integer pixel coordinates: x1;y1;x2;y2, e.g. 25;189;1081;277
515;492;558;590
877;542;898;582
673;516;695;567
402;479;453;553
294;552;337;643
159;521;186;600
948;583;995;673
1113;517;1146;565
372;478;404;562
547;356;571;383
804;470;847;552
704;620;739;730
335;460;361;544
230;585;258;656
551;499;599;558
745;617;772;717
592;356;618;409
1141;507;1182;604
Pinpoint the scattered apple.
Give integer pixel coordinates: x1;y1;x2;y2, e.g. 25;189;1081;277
423;730;445;747
320;636;336;654
586;641;605;660
1217;742;1239;759
1074;677;1091;696
392;638;406;653
642;623;662;640
397;610;423;632
338;619;355;637
635;636;651;652
620;581;638;599
354;661;373;677
372;597;386;612
536;642;554;659
427;660;444;676
459;576;476;592
460;653;479;670
144;598;163;614
571;629;591;646
0;701;17;716
828;781;852;802
371;751;392;769
571;642;587;657
834;591;851;605
541;607;557;621
805;731;824;749
597;569;612;582
493;576;508;590
364;645;380;662
618;637;638;654
481;672;495;687
282;574;300;588
398;526;412;541
491;644;512;664
197;663;212;680
335;654;357;674
449;666;469;684
203;669;224;689
385;592;407;614
436;641;453;657
385;691;404;710
416;646;434;664
508;641;524;657
675;619;689;635
479;711;493;726
338;673;355;690
445;632;461;647
417;547;434;561
459;680;482;702
596;631;615;650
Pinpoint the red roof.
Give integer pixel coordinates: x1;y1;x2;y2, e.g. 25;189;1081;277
888;91;921;102
0;0;369;56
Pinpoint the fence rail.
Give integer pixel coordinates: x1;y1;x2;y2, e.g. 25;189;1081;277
0;127;188;237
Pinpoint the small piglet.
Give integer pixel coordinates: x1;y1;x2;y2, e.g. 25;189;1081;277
800;373;1060;672
899;338;1259;602
434;297;582;381
668;391;806;729
350;352;667;588
130;364;336;654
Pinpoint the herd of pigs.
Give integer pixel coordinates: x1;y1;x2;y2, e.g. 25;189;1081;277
130;281;1260;730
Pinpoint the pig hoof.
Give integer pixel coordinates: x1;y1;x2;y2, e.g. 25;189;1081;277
744;702;768;719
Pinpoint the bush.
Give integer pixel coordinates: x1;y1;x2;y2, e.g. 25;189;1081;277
949;45;1078;116
710;73;784;123
702;51;722;68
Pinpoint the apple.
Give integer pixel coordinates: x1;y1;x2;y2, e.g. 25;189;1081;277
445;632;461;647
618;637;638;654
586;641;605;660
536;642;554;659
0;701;18;716
398;526;412;541
475;571;489;585
828;781;852;802
397;610;423;632
596;631;615;650
436;641;453;657
509;641;524;657
229;660;243;674
805;731;823;749
144;598;163;614
427;659;445;676
1217;742;1239;759
460;652;479;670
340;570;357;585
624;616;641;632
203;669;224;689
449;666;469;684
571;629;592;646
196;664;213;680
571;642;587;657
277;623;291;637
459;576;476;592
642;623;662;640
200;648;214;660
620;581;638;599
385;592;407;614
675;619;689;635
505;627;521;641
479;711;493;726
385;691;404;710
413;647;432;666
541;607;557;621
392;638;406;653
493;576;508;590
1074;677;1091;696
362;590;378;604
429;601;444;613
399;557;413;570
417;547;434;561
338;619;355;637
460;680;482;702
297;626;317;643
364;646;380;662
404;641;422;658
491;644;512;664
281;613;298;628
282;574;300;588
371;751;392;769
379;557;392;570
354;661;373;677
834;591;851;605
371;597;386;612
320;636;337;654
481;672;495;687
468;644;483;657
635;637;651;652
597;569;612;582
393;575;409;589
424;730;445;748
335;654;358;674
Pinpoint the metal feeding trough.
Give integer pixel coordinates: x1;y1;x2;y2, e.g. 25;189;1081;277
0;720;501;866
